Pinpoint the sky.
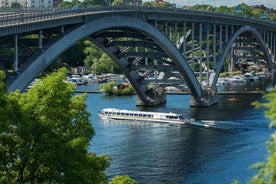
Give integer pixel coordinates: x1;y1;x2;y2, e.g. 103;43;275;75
143;0;276;9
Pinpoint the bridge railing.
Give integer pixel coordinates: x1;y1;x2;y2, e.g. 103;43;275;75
0;6;275;28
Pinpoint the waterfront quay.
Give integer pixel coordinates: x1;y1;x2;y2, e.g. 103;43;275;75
74;89;265;95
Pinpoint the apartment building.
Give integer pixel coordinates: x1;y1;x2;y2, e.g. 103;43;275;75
0;0;62;8
123;0;142;6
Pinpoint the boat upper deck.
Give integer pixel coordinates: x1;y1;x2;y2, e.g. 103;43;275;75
99;108;189;120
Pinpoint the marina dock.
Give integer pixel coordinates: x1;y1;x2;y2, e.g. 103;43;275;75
74;89;265;95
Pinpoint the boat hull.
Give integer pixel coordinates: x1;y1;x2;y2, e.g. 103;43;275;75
98;108;194;125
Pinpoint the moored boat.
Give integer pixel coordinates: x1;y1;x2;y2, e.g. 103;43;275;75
98;108;194;124
227;97;241;102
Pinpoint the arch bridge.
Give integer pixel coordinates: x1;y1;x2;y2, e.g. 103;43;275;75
0;7;275;107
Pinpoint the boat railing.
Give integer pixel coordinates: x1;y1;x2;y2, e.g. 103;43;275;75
100;109;191;121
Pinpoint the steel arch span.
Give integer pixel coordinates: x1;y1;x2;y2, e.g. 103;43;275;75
212;25;273;86
8;16;209;106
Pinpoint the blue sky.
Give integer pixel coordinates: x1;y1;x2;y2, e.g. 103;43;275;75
143;0;276;9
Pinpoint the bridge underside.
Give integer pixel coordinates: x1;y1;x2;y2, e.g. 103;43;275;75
1;10;275;107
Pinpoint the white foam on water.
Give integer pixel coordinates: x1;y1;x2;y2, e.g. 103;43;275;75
188;120;250;130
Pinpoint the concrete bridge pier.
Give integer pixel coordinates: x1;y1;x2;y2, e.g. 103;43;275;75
272;69;276;86
136;87;166;106
190;86;218;107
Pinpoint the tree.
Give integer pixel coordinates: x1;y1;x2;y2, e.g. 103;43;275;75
112;0;123;6
109;175;138;184
248;90;276;183
59;41;86;68
270;14;276;21
93;53;120;74
57;1;73;9
100;81;116;95
83;40;103;70
0;68;110;183
251;8;264;19
11;2;21;8
82;0;101;8
142;1;172;7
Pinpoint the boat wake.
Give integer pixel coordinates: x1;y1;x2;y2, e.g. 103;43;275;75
188;120;250;130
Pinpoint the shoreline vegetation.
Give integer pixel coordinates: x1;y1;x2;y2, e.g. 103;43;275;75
100;81;135;96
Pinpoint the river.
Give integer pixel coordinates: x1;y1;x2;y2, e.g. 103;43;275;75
79;82;274;184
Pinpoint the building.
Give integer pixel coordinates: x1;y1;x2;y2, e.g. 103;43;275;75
123;0;142;6
0;0;63;8
0;0;25;7
27;0;53;8
0;0;8;7
53;0;62;8
117;82;130;90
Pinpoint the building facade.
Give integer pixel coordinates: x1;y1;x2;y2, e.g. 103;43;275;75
27;0;52;8
123;0;142;6
0;0;63;8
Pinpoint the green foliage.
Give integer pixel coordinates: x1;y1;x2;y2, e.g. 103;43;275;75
251;8;264;18
57;0;112;8
253;90;276;127
115;85;135;96
46;42;86;74
100;82;135;96
232;180;240;184
57;1;73;9
109;175;138;184
142;1;172;7
83;40;103;68
83;40;121;74
0;68;111;183
270;14;276;21
191;3;270;19
112;0;123;6
219;71;243;78
95;53;120;74
82;0;102;8
60;41;86;67
100;81;116;95
248;89;276;183
11;1;21;8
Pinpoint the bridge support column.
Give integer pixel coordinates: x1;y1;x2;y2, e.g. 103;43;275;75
190;86;218;107
136;88;166;106
39;30;43;50
14;34;18;72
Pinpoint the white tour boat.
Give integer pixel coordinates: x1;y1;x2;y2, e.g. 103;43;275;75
98;108;195;124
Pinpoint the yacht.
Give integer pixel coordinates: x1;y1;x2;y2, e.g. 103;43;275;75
98;108;194;124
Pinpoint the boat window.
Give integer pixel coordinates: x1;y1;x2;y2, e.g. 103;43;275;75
121;113;125;116
126;113;129;116
166;115;178;119
180;115;186;119
134;114;138;116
